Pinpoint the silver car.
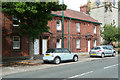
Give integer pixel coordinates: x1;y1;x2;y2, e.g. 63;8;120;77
89;46;116;58
43;48;78;64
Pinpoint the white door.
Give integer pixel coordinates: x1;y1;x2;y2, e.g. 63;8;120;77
88;40;90;52
42;39;47;54
34;39;39;55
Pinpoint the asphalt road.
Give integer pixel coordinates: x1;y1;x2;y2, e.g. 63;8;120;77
3;55;119;79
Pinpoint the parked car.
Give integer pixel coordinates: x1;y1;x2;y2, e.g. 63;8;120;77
89;46;116;58
102;45;116;54
43;48;78;64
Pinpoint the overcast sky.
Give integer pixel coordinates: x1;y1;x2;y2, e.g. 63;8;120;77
59;0;87;12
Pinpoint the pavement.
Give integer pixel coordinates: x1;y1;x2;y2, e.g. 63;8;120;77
1;52;89;67
1;52;119;77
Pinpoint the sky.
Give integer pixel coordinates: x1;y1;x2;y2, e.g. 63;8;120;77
59;0;87;12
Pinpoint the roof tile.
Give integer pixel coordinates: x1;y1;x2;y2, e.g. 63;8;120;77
52;9;100;23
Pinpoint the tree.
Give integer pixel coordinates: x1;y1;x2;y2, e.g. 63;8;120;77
2;2;67;59
101;24;118;44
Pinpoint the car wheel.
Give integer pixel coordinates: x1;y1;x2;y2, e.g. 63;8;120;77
73;56;78;62
112;52;116;57
54;57;61;64
101;53;104;58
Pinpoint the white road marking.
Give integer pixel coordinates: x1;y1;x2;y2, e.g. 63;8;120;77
68;71;93;78
104;64;118;69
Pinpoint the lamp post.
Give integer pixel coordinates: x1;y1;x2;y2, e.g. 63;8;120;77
62;0;64;48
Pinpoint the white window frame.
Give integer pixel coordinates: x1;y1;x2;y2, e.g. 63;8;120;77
94;40;96;47
94;26;96;34
56;39;61;48
13;36;20;49
76;39;80;48
56;20;61;30
76;23;80;32
13;15;20;27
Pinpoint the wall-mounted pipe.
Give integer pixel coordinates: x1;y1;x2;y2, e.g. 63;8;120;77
69;18;71;51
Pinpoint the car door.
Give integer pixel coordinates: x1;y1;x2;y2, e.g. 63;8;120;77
107;47;113;56
55;48;65;61
62;48;72;60
105;47;111;56
102;47;108;56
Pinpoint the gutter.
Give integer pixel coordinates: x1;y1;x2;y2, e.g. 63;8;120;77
51;14;102;25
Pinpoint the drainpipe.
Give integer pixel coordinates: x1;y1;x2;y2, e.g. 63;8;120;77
69;18;71;51
62;0;64;48
99;24;101;46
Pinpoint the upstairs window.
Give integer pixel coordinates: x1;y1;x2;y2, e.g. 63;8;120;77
94;26;96;34
13;15;20;27
56;20;61;30
13;36;20;49
76;23;80;32
76;39;80;48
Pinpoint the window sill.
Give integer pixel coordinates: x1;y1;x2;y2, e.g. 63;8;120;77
77;32;81;34
13;49;21;52
13;24;19;27
57;30;62;32
76;48;81;50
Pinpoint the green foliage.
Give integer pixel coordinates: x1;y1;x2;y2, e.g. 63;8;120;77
118;43;120;48
2;2;67;39
101;24;118;44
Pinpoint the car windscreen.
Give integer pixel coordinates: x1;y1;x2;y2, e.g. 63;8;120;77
92;47;101;50
46;49;54;53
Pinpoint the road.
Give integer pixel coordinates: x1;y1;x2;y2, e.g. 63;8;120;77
2;55;119;79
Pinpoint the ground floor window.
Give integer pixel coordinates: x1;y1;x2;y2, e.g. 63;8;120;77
13;36;20;49
56;39;61;48
76;39;80;48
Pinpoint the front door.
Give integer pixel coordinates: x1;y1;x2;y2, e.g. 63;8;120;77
34;39;39;55
88;40;90;52
42;39;47;54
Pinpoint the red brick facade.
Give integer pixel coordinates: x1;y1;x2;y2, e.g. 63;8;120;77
47;17;100;53
2;12;29;58
2;9;101;58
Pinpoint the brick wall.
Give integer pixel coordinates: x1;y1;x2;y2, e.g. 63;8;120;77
48;16;100;53
2;13;100;58
2;13;29;58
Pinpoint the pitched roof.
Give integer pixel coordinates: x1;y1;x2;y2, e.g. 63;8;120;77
51;9;101;24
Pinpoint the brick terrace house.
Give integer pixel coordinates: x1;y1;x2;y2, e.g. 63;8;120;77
2;9;101;59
